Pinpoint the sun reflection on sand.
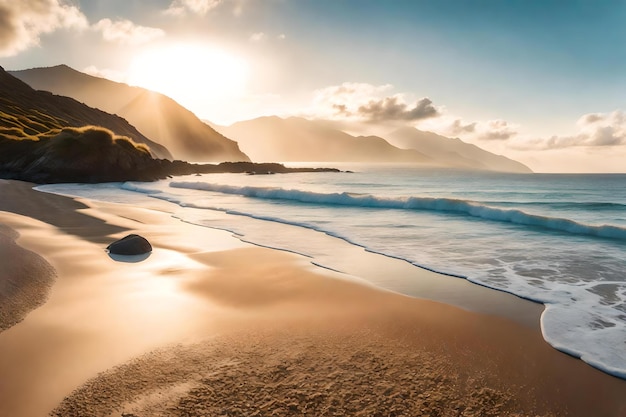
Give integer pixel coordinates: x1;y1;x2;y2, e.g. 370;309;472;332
0;209;238;416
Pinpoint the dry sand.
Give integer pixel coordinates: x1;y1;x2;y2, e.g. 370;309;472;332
0;179;625;417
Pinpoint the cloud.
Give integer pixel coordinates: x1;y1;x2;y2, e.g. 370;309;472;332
476;119;518;140
278;33;286;40
310;82;522;142
579;113;605;124
165;0;223;16
313;83;392;117
439;110;625;151
0;1;162;56
447;119;477;135
93;18;165;45
515;110;626;150
357;96;439;122
415;116;519;144
249;32;265;42
0;0;88;57
311;82;439;123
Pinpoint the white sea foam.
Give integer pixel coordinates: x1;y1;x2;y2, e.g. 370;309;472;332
170;181;626;241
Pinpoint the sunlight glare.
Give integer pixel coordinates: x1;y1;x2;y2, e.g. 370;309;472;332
127;43;249;114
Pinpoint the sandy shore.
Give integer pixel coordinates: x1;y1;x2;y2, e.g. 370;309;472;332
0;179;625;417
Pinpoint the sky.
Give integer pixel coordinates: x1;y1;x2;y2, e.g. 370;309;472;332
1;0;626;172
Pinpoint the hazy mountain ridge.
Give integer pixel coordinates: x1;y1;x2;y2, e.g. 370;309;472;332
219;116;532;172
10;65;249;162
0;66;171;159
386;127;532;173
218;116;433;163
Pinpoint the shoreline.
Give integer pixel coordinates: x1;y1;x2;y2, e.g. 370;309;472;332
0;222;56;331
0;179;625;416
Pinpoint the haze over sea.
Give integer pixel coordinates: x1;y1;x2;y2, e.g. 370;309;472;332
39;164;626;379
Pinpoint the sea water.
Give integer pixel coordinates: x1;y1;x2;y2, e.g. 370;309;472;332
37;164;626;378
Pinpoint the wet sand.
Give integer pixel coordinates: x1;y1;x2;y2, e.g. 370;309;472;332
0;220;56;331
0;179;625;416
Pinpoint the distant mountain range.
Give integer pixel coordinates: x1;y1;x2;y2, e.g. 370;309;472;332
386;127;531;173
217;116;532;173
7;64;531;173
0;66;171;159
217;116;431;163
10;65;249;162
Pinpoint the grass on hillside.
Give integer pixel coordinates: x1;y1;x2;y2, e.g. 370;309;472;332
40;126;151;154
0;125;152;168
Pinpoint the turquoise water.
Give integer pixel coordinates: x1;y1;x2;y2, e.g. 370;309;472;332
38;165;626;378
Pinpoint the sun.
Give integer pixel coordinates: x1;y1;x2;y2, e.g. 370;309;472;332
127;43;249;116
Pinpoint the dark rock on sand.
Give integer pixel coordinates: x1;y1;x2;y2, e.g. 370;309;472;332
107;234;152;256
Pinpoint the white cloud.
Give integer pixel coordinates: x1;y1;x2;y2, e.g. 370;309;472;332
307;83;624;153
0;1;164;56
357;96;439;122
476;119;518;141
431;110;626;152
249;32;265;42
277;33;286;40
0;0;88;57
165;0;223;16
447;119;476;135
310;82;439;122
93;18;165;45
515;110;626;150
418;116;519;143
313;82;393;110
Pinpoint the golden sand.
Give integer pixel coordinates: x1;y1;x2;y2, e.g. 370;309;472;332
0;180;624;417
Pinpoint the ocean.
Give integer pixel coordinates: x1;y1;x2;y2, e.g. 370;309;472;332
37;164;626;379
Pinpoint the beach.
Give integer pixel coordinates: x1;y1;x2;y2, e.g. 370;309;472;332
1;179;625;417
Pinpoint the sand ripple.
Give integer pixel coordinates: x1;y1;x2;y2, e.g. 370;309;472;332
52;329;552;417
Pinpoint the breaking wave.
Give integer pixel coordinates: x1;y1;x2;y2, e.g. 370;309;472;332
170;181;626;241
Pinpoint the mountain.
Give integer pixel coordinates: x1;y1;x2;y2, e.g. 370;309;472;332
0;66;171;159
0;67;340;183
10;65;249;162
217;116;432;163
386;127;532;173
218;116;531;172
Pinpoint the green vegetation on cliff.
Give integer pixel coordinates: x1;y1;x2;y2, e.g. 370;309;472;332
0;126;159;183
0;66;171;159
